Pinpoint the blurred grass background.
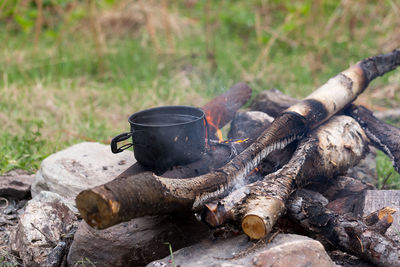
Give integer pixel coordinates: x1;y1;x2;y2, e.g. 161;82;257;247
0;0;399;187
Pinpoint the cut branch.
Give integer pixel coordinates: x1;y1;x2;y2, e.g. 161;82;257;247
288;189;400;267
77;50;400;229
346;104;400;173
307;175;375;215
363;207;396;234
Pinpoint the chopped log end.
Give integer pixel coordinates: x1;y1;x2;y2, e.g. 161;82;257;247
242;214;266;240
378;207;396;222
76;188;121;229
241;197;285;239
363;207;395;235
202;202;234;228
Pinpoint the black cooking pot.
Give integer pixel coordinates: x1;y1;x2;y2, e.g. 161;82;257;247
111;106;207;171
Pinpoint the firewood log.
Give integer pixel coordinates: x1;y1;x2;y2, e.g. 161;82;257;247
306;176;375;215
346;104;400;173
250;88;299;117
202;116;369;239
193;49;400;210
252;89;400;176
287;189;400;267
363;207;396;234
76;50;400;229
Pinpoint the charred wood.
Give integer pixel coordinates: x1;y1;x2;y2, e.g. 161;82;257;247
305;176;375;215
363;207;396;235
346;104;400;173
354;190;400;244
250;89;299;117
252;89;400;177
161;143;233;178
287;189;400;267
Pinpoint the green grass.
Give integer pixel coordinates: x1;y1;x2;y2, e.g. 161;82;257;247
376;150;400;189
165;242;175;267
0;0;399;190
75;257;97;267
0;119;47;173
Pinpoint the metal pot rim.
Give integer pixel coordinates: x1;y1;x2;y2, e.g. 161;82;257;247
128;105;205;128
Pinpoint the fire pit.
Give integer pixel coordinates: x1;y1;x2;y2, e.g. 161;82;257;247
74;50;400;267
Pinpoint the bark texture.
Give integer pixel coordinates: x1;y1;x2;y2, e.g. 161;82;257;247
285;49;400;129
307;175;375;215
346;104;400;173
288;189;400;267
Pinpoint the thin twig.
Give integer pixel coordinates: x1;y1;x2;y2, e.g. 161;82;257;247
381;172;392;190
30;223;58;247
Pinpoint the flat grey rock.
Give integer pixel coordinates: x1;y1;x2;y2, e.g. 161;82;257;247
148;234;336;267
31;142;133;200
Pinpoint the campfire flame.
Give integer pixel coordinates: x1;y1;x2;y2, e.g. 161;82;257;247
205;113;224;142
205;110;250;144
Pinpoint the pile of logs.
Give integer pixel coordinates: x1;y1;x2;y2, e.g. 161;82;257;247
76;49;400;266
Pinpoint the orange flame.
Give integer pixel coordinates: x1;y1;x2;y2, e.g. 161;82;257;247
205;113;224;142
205;110;249;144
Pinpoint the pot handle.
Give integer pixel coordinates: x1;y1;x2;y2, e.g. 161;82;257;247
111;132;133;153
